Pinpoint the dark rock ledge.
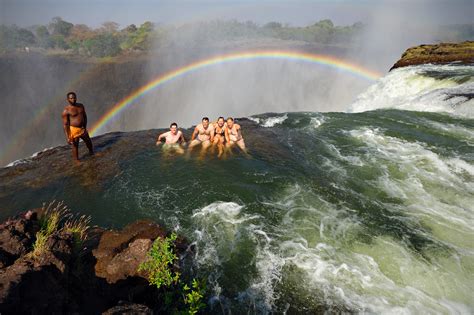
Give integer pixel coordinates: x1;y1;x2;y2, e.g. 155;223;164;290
0;210;189;314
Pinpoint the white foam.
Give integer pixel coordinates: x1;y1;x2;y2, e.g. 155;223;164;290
260;114;288;127
349;64;474;116
247;116;261;124
4;146;55;168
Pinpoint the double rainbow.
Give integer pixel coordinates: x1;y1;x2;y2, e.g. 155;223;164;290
90;51;381;136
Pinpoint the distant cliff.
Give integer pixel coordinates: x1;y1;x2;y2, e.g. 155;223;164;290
390;41;474;70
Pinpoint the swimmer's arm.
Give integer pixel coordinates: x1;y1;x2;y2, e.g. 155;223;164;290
62;109;71;143
179;131;186;144
156;131;167;144
210;127;215;142
191;127;198;141
225;126;230;143
237;124;243;138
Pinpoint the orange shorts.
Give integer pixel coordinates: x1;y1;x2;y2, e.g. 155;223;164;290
69;126;86;140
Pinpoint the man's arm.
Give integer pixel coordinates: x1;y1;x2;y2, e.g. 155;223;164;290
191;127;198;141
210;126;215;142
179;131;186;143
236;124;243;139
157;131;168;143
62;109;71;143
82;105;88;129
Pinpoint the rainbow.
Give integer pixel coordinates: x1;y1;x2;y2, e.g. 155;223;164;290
90;51;381;136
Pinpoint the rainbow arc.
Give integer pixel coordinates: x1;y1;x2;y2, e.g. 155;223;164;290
90;51;381;136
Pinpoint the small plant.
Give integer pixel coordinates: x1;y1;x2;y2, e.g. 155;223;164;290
138;232;207;314
138;233;180;289
64;214;91;250
183;278;206;315
31;201;68;257
31;201;91;257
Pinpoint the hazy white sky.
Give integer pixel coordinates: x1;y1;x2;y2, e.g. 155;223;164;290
1;0;472;28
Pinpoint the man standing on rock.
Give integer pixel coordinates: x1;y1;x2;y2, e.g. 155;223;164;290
62;92;94;162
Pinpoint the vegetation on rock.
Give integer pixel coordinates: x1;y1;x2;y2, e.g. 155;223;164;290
139;233;207;314
31;201;90;257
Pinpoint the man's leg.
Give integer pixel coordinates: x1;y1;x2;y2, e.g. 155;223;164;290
71;139;80;161
236;139;246;151
217;137;224;158
201;140;211;150
176;146;185;155
188;139;201;148
81;133;94;155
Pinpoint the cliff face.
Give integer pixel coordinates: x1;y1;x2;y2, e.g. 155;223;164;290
390;41;474;70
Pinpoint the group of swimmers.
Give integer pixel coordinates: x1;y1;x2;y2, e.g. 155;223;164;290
156;116;246;157
62;91;246;161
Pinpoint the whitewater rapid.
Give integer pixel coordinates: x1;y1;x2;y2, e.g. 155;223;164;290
1;62;473;314
350;64;474;117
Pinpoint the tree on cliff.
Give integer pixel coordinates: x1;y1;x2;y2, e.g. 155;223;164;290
0;25;36;52
121;21;155;51
36;25;52;48
49;17;74;37
83;33;121;57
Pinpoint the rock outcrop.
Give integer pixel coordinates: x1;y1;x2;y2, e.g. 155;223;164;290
0;211;188;314
390;41;474;70
93;220;166;284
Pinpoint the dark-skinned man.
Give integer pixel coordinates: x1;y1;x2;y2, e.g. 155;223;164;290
62;92;94;162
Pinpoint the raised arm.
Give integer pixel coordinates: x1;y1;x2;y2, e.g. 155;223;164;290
62;109;71;143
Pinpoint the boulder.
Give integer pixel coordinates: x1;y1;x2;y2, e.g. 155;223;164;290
93;220;167;283
0;256;73;313
0;211;40;267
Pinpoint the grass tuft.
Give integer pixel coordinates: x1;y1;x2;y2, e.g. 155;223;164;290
30;201;90;258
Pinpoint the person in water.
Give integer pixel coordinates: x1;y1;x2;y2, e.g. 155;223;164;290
225;117;246;152
62;92;94;162
156;122;186;154
189;117;214;150
212;116;226;157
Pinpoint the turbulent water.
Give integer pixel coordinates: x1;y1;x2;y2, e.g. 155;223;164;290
1;63;473;313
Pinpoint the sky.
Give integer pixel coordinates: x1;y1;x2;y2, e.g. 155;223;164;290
1;0;473;28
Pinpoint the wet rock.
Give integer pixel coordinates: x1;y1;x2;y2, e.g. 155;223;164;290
93;220;167;284
35;231;75;273
0;211;40;268
0;258;72;314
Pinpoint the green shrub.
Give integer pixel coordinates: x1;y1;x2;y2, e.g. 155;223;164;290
183;278;206;315
138;232;207;314
138;233;180;289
